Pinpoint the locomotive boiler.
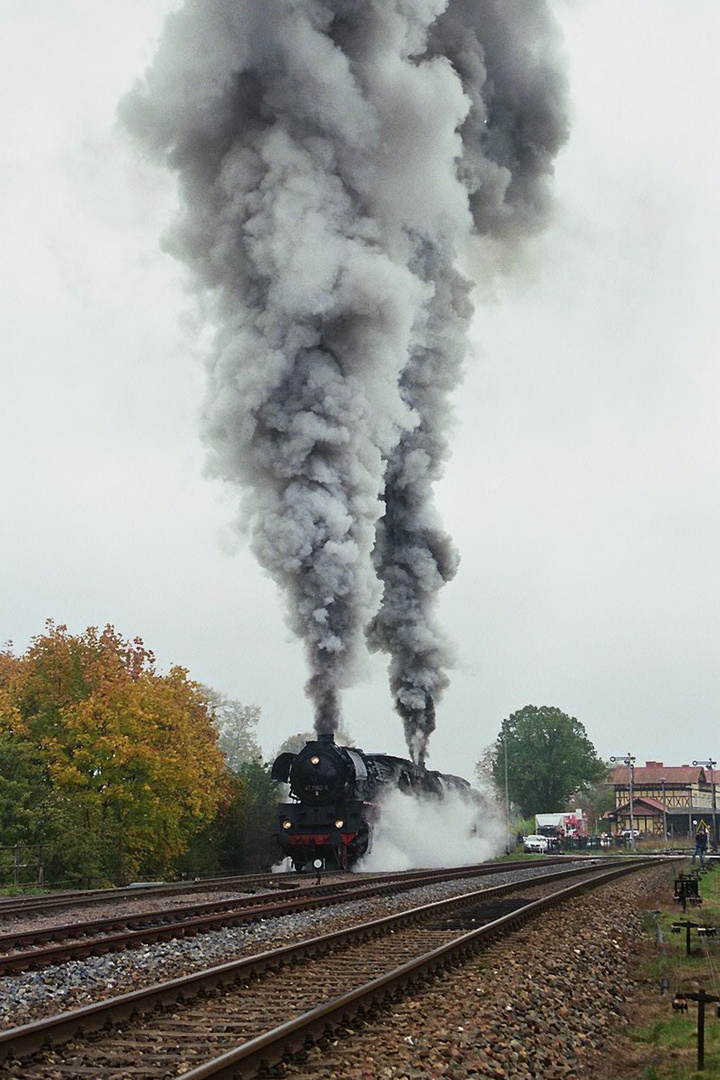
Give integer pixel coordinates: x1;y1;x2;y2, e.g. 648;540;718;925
271;732;472;871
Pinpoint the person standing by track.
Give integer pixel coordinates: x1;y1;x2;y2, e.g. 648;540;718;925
692;822;709;867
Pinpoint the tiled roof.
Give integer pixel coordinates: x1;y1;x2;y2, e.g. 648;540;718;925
610;764;707;786
605;795;669;817
631;796;666;811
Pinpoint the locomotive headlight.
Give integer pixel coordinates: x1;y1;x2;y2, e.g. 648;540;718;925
281;820;292;830
310;756;320;765
334;819;344;829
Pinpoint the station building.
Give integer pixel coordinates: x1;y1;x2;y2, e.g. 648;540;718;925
604;760;718;841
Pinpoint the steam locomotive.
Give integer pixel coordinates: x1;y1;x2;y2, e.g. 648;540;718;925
271;732;473;871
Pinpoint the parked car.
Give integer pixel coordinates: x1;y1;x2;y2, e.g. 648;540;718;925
523;834;549;853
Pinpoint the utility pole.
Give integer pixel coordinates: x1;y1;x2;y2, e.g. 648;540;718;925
610;753;636;848
660;776;668;842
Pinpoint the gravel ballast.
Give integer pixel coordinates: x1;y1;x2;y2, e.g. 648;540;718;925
278;863;670;1079
0;863;592;1031
0;861;671;1080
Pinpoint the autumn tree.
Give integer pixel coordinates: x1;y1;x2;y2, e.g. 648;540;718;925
0;622;227;884
483;705;607;818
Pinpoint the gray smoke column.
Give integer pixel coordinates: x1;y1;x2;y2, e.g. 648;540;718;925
120;0;568;757
366;0;570;766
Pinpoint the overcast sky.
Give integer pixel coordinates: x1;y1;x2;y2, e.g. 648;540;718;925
1;1;719;780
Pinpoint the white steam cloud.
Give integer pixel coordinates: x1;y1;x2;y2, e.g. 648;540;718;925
359;787;505;871
120;0;568;763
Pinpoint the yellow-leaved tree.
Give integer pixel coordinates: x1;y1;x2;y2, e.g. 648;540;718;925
0;622;227;884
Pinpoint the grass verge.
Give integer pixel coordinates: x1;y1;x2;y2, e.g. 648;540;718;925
625;860;720;1078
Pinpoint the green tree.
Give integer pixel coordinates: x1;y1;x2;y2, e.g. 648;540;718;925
579;777;616;834
227;761;281;870
181;761;283;874
180;746;283;876
485;705;608;818
0;655;45;847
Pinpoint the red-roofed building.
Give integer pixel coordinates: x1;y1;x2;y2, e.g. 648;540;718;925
604;760;718;841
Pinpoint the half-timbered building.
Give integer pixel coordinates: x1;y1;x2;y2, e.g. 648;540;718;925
605;760;718;841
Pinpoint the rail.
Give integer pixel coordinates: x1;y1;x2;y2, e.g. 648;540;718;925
0;858;659;1077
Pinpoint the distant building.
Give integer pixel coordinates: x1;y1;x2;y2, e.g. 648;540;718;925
604;760;718;841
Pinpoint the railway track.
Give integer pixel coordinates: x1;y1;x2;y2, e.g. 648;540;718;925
0;859;573;975
0;858;654;1079
0;873;290;920
0;859;570;921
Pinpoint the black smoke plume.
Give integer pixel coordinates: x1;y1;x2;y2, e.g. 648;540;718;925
120;0;568;762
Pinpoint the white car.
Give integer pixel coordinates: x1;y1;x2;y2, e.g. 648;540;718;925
523;834;549;853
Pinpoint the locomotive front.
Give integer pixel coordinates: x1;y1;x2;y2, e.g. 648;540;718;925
271;734;377;871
